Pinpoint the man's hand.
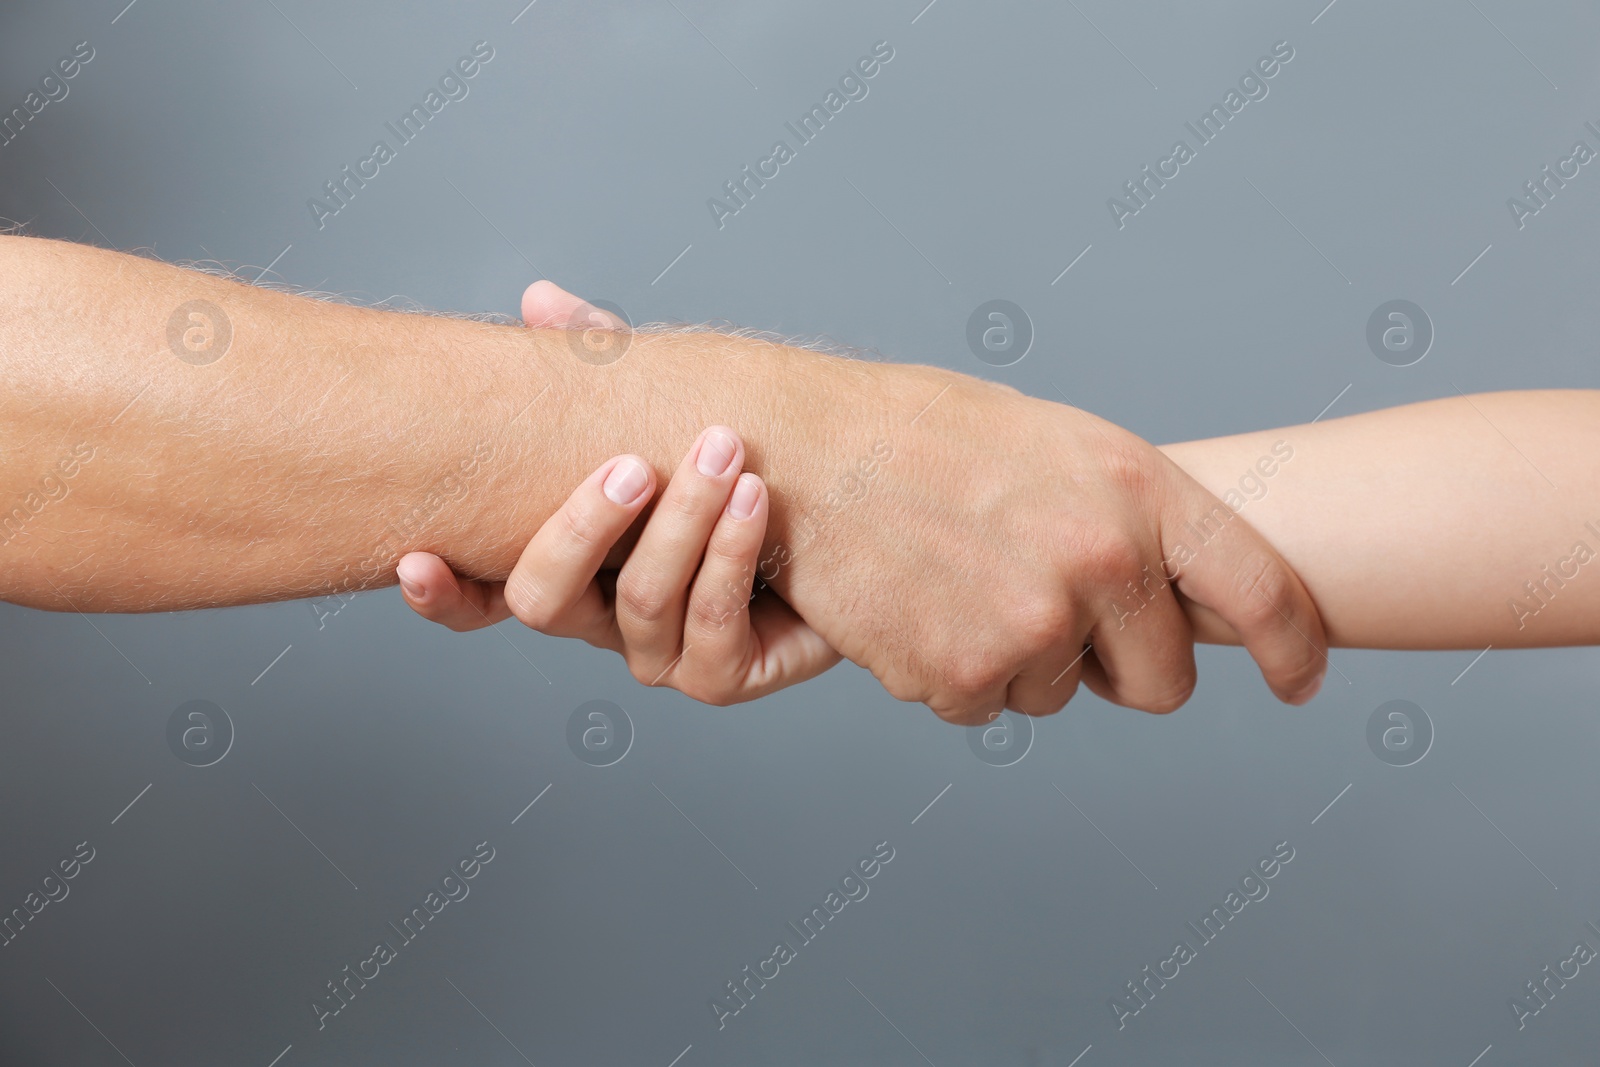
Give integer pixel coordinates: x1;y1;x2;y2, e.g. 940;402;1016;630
774;363;1328;724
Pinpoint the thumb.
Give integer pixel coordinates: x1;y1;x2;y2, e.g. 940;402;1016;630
1160;482;1329;704
521;280;625;331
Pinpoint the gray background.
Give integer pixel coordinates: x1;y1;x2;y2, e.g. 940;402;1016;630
2;0;1598;1063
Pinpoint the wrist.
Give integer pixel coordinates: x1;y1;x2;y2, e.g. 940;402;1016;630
416;324;894;584
751;358;973;598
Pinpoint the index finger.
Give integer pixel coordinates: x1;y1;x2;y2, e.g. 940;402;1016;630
501;454;656;644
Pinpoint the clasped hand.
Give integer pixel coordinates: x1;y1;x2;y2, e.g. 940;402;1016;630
395;283;1328;725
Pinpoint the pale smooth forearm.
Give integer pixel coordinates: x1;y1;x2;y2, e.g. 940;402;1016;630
1161;390;1600;648
0;237;876;611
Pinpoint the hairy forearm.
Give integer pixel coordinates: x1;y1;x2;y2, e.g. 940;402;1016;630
1162;390;1600;648
0;237;887;611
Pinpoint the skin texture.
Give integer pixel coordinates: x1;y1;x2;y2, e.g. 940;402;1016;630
0;235;1330;723
399;425;842;705
1162;390;1600;649
418;289;1600;690
413;386;1600;711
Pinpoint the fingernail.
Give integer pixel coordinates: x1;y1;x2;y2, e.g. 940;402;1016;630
696;429;737;477
727;473;760;520
398;575;424;599
603;457;651;505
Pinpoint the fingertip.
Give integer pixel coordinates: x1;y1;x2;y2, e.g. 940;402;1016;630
1286;669;1325;706
396;553;431;601
693;425;743;477
520;280;566;326
726;472;762;521
601;455;654;506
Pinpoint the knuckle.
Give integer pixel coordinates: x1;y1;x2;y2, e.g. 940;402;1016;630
706;518;751;560
1097;434;1161;502
615;571;672;624
689;588;743;632
1032;669;1084;714
1139;671;1197;715
683;677;738;707
868;662;930;706
1088;534;1145;585
664;485;715;523
559;499;610;550
1066;524;1145;589
944;653;1007;699
689;565;751;632
1025;703;1066;718
1011;594;1073;654
933;698;1003;728
1231;552;1295;630
503;575;557;631
930;703;981;727
626;654;663;687
877;671;924;705
1010;686;1071;717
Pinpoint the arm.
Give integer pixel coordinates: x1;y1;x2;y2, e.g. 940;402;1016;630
0;235;865;612
0;236;1327;720
1162;390;1600;648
